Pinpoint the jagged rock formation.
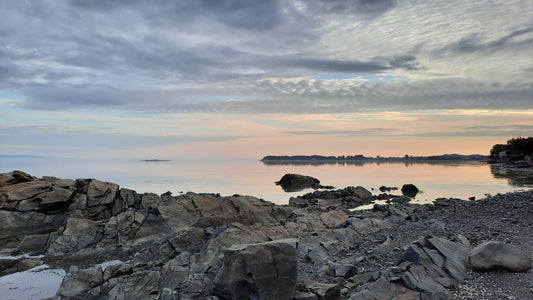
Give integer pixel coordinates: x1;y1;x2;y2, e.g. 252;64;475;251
0;171;531;299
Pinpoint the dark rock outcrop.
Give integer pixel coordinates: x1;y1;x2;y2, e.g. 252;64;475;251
401;184;419;197
2;171;533;299
276;173;323;192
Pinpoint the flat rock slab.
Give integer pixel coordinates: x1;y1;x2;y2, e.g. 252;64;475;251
468;241;532;272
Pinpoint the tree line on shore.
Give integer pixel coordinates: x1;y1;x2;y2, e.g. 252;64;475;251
490;137;533;161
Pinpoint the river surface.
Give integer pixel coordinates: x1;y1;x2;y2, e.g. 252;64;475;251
1;156;532;205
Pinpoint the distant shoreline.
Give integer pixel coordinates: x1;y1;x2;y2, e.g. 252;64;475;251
261;154;488;165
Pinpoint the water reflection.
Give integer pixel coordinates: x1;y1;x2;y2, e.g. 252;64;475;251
262;160;486;168
490;164;533;186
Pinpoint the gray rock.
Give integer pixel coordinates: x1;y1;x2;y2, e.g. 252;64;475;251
425;235;470;283
47;218;104;256
105;270;161;300
57;265;104;298
213;238;298;300
276;173;322;192
293;290;319;300
169;227;206;253
320;210;348;228
17;233;50;253
468;241;532;272
347;217;390;234
86;179;119;219
306;282;341;300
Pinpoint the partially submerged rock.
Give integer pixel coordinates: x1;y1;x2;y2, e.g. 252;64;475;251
401;184;419;197
276;173;324;192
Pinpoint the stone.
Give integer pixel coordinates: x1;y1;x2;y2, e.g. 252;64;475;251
105;270;161;300
37;187;74;210
0;180;51;206
47;218;103;256
349;276;400;300
468;241;532;272
347;217;390;234
213;239;298;300
103;263;133;281
276;173;321;192
320;210;349;228
169;227;206;253
306;282;341;300
57;265;104;298
87;179;119;207
425;236;469;282
0;210;66;239
401;184;419;197
17;233;50;253
293;291;319;300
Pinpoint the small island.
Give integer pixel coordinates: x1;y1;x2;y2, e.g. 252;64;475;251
141;159;172;162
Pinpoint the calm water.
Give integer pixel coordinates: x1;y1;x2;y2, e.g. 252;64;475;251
1;157;532;205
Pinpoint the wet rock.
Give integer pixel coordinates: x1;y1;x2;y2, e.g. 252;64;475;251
213;238;298;300
468;241;532;272
0;258;44;276
401;184;419;197
379;186;398;192
276;173;322;192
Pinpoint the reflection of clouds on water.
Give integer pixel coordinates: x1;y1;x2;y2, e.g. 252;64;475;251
0;265;66;299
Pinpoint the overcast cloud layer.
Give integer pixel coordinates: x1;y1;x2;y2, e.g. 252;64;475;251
1;0;532;113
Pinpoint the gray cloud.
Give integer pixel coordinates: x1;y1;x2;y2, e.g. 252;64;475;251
434;27;533;55
461;125;533;131
302;0;397;17
1;0;532;115
18;78;532;113
284;55;420;73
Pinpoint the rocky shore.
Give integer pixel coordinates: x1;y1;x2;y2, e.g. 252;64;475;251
1;170;532;299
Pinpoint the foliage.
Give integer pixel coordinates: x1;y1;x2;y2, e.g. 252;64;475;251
509;153;525;161
489;144;508;159
490;137;533;160
506;137;533;156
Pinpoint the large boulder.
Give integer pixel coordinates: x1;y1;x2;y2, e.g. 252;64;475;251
213;239;298;300
468;241;531;272
276;173;321;192
401;184;419;197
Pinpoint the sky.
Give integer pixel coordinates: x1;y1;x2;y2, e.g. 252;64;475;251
1;0;532;160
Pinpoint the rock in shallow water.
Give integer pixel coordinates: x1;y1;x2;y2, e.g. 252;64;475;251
276;173;322;192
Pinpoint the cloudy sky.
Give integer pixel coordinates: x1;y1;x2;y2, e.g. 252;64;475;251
1;0;532;159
